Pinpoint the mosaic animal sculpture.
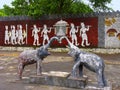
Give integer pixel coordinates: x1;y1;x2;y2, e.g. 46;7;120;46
18;36;59;79
60;36;107;88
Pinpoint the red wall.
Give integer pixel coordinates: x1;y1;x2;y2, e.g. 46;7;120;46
0;17;98;47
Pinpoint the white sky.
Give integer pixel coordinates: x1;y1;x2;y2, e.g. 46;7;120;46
0;0;120;11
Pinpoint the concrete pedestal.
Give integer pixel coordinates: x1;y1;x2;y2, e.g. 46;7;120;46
29;71;88;89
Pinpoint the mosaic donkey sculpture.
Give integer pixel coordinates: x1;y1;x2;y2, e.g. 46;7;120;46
18;36;59;79
60;36;107;88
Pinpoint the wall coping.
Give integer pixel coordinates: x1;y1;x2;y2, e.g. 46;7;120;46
0;46;120;54
0;11;120;21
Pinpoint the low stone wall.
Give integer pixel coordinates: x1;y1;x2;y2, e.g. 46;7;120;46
1;12;120;48
0;46;120;54
50;48;120;54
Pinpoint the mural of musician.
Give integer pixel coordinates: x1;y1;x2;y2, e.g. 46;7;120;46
41;24;51;45
16;26;19;44
11;25;17;45
17;25;25;45
69;23;79;46
80;22;90;47
32;24;40;46
2;18;98;47
4;26;10;44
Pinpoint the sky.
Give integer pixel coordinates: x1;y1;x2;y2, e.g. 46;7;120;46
0;0;120;11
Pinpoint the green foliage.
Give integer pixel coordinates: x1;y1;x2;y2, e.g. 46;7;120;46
0;9;7;16
3;5;15;16
69;1;93;14
1;0;112;18
88;0;112;11
11;0;29;15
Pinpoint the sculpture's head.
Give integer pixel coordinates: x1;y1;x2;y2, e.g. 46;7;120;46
37;47;50;60
67;47;78;58
60;36;80;58
37;36;60;60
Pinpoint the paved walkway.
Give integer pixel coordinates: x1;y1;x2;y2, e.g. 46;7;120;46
0;51;120;90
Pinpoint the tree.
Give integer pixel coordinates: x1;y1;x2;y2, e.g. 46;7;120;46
2;0;112;18
0;9;6;16
3;5;15;16
69;1;93;14
88;0;112;11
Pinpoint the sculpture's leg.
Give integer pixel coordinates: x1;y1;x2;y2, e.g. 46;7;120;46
79;64;83;77
18;63;25;79
37;60;42;75
71;60;81;78
96;69;104;87
102;72;107;86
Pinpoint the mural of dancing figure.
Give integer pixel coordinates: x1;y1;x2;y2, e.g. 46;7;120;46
18;25;25;45
41;24;51;45
4;26;10;44
80;22;90;47
32;25;40;46
69;23;79;46
11;25;17;45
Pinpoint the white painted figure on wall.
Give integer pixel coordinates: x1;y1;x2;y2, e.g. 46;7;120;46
4;25;10;44
11;25;17;45
80;22;90;47
69;23;79;46
16;27;19;44
18;25;25;45
32;25;40;46
41;24;51;45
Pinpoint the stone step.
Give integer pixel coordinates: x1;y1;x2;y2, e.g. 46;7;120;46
28;71;88;89
23;71;111;90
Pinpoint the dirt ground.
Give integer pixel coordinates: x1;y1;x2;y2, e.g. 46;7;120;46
0;51;120;90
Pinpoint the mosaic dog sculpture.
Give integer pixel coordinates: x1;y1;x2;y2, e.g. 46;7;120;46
18;36;59;79
60;36;107;87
